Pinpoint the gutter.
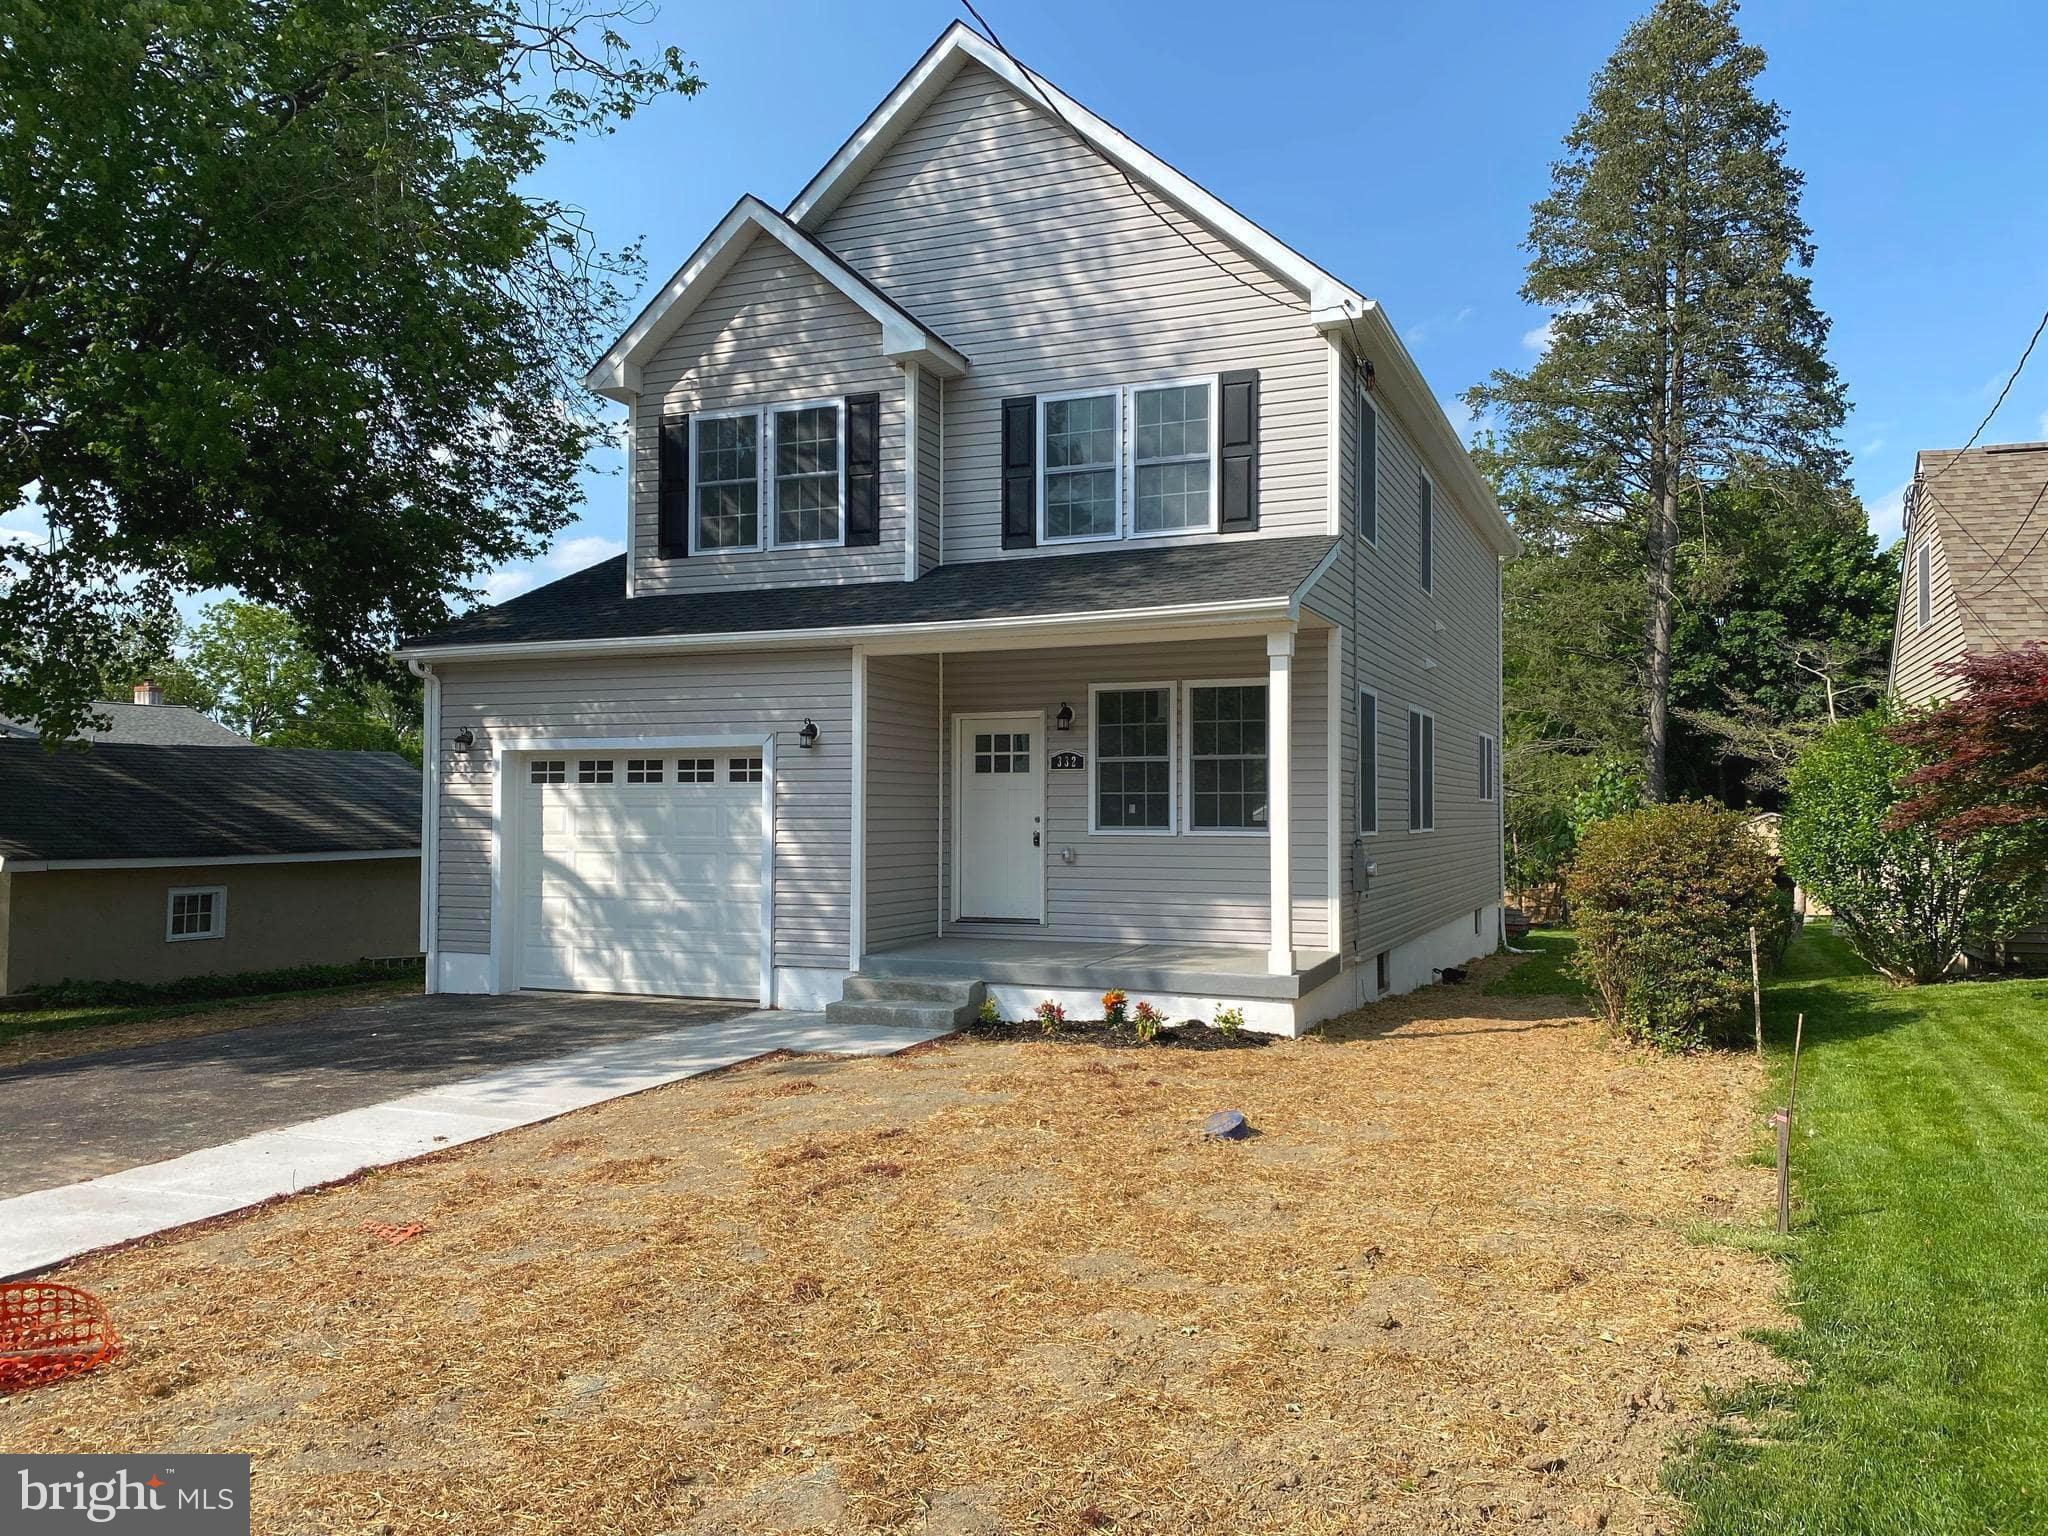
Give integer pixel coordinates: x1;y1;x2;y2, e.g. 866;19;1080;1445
408;658;442;992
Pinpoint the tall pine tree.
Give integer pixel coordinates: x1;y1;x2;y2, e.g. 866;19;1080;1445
1471;0;1845;799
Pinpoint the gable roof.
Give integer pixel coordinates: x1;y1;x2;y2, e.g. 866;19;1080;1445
584;195;968;401
398;538;1339;659
0;742;420;867
1907;441;2048;654
0;701;249;747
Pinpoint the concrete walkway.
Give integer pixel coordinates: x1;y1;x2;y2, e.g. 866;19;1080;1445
0;1011;946;1278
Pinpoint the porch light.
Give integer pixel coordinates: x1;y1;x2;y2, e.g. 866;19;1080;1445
451;727;476;756
798;717;820;750
1055;701;1074;732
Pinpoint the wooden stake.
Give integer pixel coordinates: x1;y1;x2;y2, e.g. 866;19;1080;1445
1750;926;1764;1060
1774;1110;1791;1236
1786;1011;1806;1123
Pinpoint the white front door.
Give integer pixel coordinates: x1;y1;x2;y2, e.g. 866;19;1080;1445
955;713;1044;921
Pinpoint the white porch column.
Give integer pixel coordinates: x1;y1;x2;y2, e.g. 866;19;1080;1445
1267;630;1295;975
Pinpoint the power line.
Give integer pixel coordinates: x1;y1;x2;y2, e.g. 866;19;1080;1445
1922;307;2048;485
1920;480;2048;626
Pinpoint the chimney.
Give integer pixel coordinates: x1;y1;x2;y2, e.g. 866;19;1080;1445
133;680;162;707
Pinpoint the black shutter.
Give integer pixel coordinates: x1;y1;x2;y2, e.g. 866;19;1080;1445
1219;369;1260;533
658;412;691;558
1001;395;1037;549
844;392;881;547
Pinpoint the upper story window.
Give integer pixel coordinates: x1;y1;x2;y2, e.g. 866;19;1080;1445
1041;392;1121;542
694;411;760;552
1357;393;1379;546
690;401;846;555
773;402;843;547
1132;381;1214;535
1418;469;1435;593
1916;542;1932;629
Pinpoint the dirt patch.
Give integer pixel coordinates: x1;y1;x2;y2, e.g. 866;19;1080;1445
0;982;419;1071
0;952;1787;1533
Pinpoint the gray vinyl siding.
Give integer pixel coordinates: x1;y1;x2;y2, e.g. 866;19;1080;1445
432;650;853;971
865;654;941;948
814;61;1329;564
937;635;1330;950
631;232;906;596
1312;350;1503;962
916;368;943;573
1888;524;1967;709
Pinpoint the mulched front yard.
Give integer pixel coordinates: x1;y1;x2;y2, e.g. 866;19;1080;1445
1;951;1786;1534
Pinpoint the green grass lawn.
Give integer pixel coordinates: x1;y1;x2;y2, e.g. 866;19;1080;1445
1496;926;2048;1532
1484;927;1590;998
0;959;423;1050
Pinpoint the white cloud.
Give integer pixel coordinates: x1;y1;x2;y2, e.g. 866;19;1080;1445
0;500;48;552
1860;437;1885;457
2037;408;2048;441
1405;306;1476;347
1438;394;1484;444
479;532;626;608
1865;479;1911;545
1521;317;1557;354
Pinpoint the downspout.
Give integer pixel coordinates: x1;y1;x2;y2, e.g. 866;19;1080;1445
408;658;441;993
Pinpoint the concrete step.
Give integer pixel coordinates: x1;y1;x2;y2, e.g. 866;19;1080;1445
822;997;979;1033
838;974;985;1007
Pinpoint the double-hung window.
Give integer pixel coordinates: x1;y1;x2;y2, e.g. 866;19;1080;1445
693;411;760;552
1041;392;1121;542
1358;688;1379;834
1131;380;1214;535
1091;684;1173;833
1187;682;1268;833
1408;710;1435;832
771;401;843;547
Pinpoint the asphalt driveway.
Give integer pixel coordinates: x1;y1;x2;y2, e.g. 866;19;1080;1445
0;991;751;1196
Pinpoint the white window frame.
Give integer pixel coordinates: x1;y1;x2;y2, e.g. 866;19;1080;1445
166;884;227;943
1917;542;1932;630
1358;686;1379;835
1408;708;1436;833
1182;676;1270;838
1038;388;1125;546
689;406;766;556
1087;680;1177;837
1127;375;1220;541
1418;466;1436;594
1479;732;1496;802
766;397;847;550
1357;390;1379;548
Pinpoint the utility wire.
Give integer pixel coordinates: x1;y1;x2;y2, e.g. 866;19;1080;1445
1922;307;2048;485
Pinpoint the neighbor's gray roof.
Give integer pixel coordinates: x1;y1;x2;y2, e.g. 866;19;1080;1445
0;701;249;746
401;537;1340;652
0;741;420;864
1911;441;2048;653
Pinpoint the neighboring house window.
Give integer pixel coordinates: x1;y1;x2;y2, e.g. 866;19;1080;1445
1091;683;1173;833
1917;542;1932;629
1357;393;1378;546
1478;733;1496;802
1358;687;1378;834
626;758;664;784
166;886;226;943
1041;392;1121;542
578;758;614;784
1187;681;1268;833
1131;380;1214;535
677;757;716;784
1418;470;1434;592
693;411;761;552
529;759;566;785
1408;709;1435;832
772;402;843;547
730;755;764;783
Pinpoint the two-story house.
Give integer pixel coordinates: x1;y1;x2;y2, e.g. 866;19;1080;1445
396;24;1517;1034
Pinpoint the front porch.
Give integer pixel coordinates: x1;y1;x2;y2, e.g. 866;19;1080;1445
865;934;1342;1000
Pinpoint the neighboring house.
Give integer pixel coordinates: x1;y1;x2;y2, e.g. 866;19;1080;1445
1888;439;2048;965
0;681;250;746
397;24;1516;1035
0;741;422;994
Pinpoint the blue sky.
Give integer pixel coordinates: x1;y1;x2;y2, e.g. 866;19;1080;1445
11;1;2043;605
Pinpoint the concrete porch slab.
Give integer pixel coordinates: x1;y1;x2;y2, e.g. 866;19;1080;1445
867;935;1342;999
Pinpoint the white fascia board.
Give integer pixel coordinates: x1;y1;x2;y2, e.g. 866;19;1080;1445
584;195;967;399
784;23;1365;320
1317;301;1521;561
393;595;1298;666
3;848;420;874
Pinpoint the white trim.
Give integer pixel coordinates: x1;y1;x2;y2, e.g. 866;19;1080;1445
489;732;777;1006
165;884;227;943
1324;340;1343;537
2;847;419;875
585;194;966;400
1126;375;1220;539
1325;633;1341;949
419;665;441;982
949;710;1047;923
765;396;849;550
1086;680;1178;837
935;652;947;934
850;647;868;970
901;363;920;581
1265;631;1295;975
1356;686;1379;836
1181;676;1271;838
1037;387;1123;547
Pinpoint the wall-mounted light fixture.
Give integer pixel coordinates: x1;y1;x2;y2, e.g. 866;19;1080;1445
1054;701;1074;732
452;727;477;756
798;717;820;750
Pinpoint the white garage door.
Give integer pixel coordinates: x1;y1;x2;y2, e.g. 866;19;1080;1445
518;752;764;999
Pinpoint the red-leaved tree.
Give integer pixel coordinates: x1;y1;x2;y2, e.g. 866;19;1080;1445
1887;643;2048;876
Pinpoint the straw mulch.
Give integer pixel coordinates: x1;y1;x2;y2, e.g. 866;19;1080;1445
0;952;1787;1534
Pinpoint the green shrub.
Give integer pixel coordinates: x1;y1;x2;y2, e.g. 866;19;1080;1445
975;995;1000;1026
1781;711;2034;984
25;956;421;1007
1213;1006;1245;1036
1566;801;1784;1050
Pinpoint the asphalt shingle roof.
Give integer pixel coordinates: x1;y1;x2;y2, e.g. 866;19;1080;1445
1913;442;2048;654
0;742;421;864
402;537;1339;651
0;702;249;746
